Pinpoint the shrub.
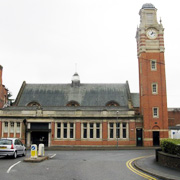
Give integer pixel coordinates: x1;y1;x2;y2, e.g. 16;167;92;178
160;139;180;155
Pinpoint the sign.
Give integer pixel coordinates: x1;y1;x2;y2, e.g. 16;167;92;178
31;144;37;158
31;145;35;150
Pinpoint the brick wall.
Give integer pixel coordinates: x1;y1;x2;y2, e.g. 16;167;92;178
168;109;180;126
0;65;8;108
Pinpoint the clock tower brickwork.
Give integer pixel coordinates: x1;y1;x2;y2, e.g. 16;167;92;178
136;4;168;146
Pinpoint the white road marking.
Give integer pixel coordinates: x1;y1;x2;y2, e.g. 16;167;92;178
7;161;21;174
49;154;56;159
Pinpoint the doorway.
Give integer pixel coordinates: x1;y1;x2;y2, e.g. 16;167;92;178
31;132;48;147
136;128;143;146
153;131;160;146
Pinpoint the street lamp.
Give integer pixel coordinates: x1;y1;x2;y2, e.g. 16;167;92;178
23;119;27;146
116;111;119;149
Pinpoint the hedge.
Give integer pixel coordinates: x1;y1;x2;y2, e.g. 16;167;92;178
160;139;180;155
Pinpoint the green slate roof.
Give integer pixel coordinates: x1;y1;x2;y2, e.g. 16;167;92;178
15;81;139;108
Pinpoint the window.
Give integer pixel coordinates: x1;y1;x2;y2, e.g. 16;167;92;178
122;123;127;138
27;101;41;107
106;101;120;107
16;122;20;133
109;123;114;138
153;107;159;118
66;101;80;107
152;83;158;94
57;123;61;138
56;122;74;139
10;122;14;133
4;122;8;133
109;122;128;139
70;123;74;138
116;123;120;138
90;123;94;138
83;123;87;138
151;60;157;71
63;123;67;138
82;122;102;139
96;123;100;138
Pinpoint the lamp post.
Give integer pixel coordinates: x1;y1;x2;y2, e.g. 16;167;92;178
116;111;119;149
23;119;27;146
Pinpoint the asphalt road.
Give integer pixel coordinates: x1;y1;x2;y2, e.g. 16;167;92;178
0;150;159;180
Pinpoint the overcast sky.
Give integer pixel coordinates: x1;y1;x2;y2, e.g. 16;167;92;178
0;0;180;108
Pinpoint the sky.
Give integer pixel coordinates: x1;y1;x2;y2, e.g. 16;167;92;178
0;0;180;108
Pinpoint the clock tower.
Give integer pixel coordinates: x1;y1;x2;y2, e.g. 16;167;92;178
136;4;168;146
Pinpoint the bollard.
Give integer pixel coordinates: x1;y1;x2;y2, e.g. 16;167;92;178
38;144;45;157
31;144;38;159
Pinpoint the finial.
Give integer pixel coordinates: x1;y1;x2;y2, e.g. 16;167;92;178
75;63;77;73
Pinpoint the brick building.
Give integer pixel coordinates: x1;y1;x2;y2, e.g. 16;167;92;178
136;3;169;146
168;108;180;138
0;65;8;108
0;3;171;147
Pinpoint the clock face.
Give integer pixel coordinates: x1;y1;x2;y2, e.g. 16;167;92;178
146;28;158;39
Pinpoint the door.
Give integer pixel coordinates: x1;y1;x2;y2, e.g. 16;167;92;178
31;132;48;147
153;131;160;146
136;128;143;146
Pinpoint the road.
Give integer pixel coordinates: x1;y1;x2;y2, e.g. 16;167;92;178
0;150;159;180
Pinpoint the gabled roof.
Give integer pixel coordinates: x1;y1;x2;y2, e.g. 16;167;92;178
14;81;139;108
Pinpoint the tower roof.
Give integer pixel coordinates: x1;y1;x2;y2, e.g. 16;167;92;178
142;3;155;9
72;72;80;82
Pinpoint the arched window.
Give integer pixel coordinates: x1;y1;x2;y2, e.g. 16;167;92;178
66;101;80;107
27;101;41;107
106;101;120;107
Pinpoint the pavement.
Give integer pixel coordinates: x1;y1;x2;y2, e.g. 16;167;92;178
134;155;180;180
25;146;180;179
23;156;49;163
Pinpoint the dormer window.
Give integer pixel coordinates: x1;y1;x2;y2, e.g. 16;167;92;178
27;101;41;107
66;101;80;107
106;101;120;107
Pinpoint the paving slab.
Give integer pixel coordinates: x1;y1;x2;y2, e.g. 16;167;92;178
134;155;180;180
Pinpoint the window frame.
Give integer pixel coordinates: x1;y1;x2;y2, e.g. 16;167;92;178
10;122;14;133
108;122;128;139
151;60;157;71
153;107;159;118
4;121;8;133
152;83;158;94
56;122;75;139
81;122;102;140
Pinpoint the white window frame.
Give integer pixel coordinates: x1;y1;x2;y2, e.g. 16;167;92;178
4;122;8;133
57;122;61;138
10;122;14;133
122;123;127;139
81;122;102;140
151;60;157;71
69;122;74;139
95;123;101;139
56;122;75;139
108;122;128;139
153;107;159;118
16;122;21;133
152;83;158;94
